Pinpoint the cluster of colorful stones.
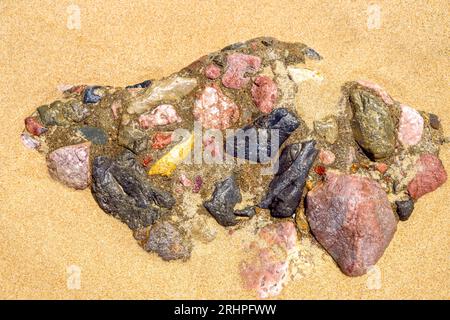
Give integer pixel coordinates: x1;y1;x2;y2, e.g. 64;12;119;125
21;37;447;297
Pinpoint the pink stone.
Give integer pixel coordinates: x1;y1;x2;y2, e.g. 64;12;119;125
306;173;397;276
111;100;122;120
151;132;173;149
357;80;394;105
25;117;47;136
138;104;182;129
193;85;240;129
203;135;222;159
204;64;221;80
318;149;336;165
240;221;296;298
398;104;424;146
251;76;278;113
407;154;447;200
179;174;192;187
222;53;262;89
375;162;388;174
21;133;40;149
46;142;91;190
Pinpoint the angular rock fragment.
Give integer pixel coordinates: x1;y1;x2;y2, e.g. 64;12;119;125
78;126;108;145
313;116;338;144
46;142;91;190
138;104;182;129
222;53;261;89
204;64;221;80
126;79;152;89
203;175;242;226
349;88;396;159
226;108;300;163
144;220;192;261
128;76;197;114
83;86;103;104
251;76;278;113
118;120;148;154
21;132;40;149
306;173;397;276
91;150;175;229
193;85;240;129
395;198;415;221
407;153;447;200
25;117;47;136
260;141;318;218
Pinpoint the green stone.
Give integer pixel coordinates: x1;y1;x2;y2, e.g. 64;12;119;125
78;126;108;145
349;89;395;159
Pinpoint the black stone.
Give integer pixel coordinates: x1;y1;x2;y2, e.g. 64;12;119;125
126;80;152;89
91;150;175;230
260;140;318;218
429;113;441;130
203;175;242;227
395;198;415;221
225;108;300;163
234;206;256;218
83;86;102;104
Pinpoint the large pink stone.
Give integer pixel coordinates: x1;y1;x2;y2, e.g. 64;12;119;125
398;104;424;146
47;142;91;190
357;80;394;105
407;154;447;200
138;104;182;129
222;53;261;89
193;85;240;129
240;221;297;298
251;76;278;113
306;173;397;276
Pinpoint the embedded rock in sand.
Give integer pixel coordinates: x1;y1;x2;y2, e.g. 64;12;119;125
407;154;447;200
306;173;397;276
46;142;91;190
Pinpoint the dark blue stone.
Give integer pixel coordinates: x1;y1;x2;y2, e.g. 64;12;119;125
126;80;152;89
83;86;102;104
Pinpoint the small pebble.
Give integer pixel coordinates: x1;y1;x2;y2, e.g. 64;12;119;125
395;199;415;221
83;86;103;104
25;117;47;136
126;80;152;89
429;113;440;129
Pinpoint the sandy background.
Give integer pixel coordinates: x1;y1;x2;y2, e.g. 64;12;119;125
0;0;449;299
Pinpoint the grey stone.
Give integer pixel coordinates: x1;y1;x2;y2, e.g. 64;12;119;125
91;150;175;230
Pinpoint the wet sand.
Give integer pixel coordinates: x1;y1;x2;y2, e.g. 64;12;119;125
0;0;449;299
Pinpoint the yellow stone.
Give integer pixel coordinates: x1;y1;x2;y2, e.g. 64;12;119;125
148;133;194;176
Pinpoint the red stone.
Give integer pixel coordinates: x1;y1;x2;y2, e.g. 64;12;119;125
204;64;221;80
251;76;278;113
141;154;153;167
407;154;447;200
306;173;397;276
375;162;388;174
222;53;261;89
25;117;47;136
151;132;173;149
314;165;326;176
192;176;203;193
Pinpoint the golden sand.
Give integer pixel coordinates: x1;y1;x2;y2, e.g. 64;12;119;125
0;0;448;299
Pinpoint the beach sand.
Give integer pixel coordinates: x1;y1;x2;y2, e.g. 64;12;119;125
0;0;448;299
